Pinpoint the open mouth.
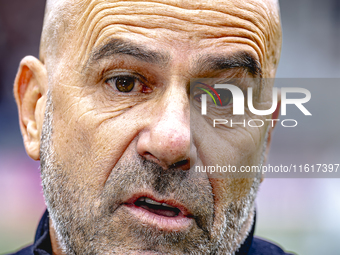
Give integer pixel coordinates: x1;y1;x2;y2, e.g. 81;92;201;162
123;194;193;231
134;197;181;217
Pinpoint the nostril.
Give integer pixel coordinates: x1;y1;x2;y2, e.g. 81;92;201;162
141;151;162;165
170;159;189;169
143;151;154;159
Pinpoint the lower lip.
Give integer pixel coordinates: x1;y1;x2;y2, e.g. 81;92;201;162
123;204;193;232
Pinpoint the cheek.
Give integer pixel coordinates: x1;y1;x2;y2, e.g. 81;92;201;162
195;116;264;176
201;135;261;209
209;177;255;209
208;177;256;241
193;112;266;220
50;87;153;190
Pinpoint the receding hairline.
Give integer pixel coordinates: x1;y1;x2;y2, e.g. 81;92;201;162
39;0;281;72
39;0;78;63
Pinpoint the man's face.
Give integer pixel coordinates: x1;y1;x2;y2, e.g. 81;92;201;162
35;0;281;254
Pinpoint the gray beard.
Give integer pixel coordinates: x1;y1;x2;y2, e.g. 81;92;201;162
40;91;261;255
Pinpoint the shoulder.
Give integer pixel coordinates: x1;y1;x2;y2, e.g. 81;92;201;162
6;245;34;255
249;237;295;255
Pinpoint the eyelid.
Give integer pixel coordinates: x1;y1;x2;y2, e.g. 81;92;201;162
104;70;144;83
191;82;236;108
104;70;149;92
192;79;250;98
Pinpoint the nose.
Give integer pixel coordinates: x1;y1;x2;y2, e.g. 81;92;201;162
137;86;192;170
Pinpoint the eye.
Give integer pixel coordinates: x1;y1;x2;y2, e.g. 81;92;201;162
192;87;233;107
193;93;203;102
215;89;233;106
105;75;153;94
105;75;143;93
116;76;135;92
106;75;137;93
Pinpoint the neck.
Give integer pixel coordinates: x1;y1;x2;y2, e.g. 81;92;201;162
49;218;66;255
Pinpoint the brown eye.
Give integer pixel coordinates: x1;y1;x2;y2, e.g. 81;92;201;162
114;76;136;92
216;89;233;106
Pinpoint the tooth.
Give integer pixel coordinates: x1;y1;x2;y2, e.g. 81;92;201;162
138;197;145;202
162;203;176;209
145;198;162;205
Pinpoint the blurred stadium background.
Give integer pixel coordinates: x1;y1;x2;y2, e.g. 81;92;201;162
0;0;340;254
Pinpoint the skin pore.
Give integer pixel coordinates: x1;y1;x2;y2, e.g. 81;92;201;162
14;0;281;254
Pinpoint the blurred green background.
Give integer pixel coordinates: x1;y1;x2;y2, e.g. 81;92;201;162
0;0;340;254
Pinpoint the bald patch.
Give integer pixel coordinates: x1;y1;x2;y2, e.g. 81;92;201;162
39;0;77;64
40;0;281;77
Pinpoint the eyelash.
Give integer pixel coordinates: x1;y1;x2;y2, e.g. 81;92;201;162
105;74;152;94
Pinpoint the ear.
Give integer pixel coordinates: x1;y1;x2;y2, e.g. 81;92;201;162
261;88;281;183
14;56;47;160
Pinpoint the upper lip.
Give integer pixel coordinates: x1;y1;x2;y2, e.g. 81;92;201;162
123;192;193;217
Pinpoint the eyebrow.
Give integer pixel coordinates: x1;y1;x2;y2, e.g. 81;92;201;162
89;38;170;66
87;38;261;78
196;52;262;77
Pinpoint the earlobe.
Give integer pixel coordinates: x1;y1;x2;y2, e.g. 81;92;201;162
14;56;47;160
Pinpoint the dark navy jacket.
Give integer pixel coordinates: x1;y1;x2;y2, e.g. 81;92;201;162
8;210;294;255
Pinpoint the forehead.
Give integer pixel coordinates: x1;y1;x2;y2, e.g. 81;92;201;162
47;0;278;71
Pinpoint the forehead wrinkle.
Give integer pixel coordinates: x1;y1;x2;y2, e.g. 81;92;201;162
67;0;274;67
76;1;269;29
221;3;277;66
44;0;280;77
91;18;265;64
